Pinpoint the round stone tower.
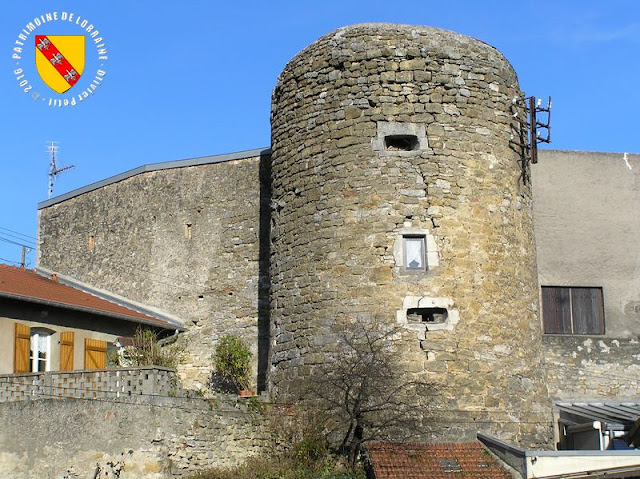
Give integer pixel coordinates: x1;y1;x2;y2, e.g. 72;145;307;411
269;24;552;447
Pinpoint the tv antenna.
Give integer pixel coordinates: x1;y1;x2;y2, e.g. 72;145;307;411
47;142;75;198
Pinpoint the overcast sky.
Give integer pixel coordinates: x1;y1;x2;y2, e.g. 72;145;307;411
1;0;638;266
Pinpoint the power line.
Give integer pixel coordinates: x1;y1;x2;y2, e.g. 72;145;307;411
0;235;34;249
0;256;23;266
0;226;36;241
543;358;640;385
0;232;36;247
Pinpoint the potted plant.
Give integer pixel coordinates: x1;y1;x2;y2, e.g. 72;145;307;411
212;334;252;395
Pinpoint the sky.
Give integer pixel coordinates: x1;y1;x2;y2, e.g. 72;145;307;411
0;0;638;266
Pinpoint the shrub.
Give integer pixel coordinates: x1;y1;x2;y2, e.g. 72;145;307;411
119;327;184;369
212;334;252;392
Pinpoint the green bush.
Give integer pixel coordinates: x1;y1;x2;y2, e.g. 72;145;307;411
117;327;184;369
212;335;252;392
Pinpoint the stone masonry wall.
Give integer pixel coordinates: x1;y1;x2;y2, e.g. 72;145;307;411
0;395;271;479
542;336;640;401
38;155;270;390
270;24;553;447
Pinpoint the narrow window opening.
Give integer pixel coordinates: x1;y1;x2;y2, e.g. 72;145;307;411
385;134;419;151
407;307;448;323
403;235;426;271
29;329;53;372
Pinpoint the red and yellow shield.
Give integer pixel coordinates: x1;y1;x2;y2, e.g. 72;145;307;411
35;35;85;94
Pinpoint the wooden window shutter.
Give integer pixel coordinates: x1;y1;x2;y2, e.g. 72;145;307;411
59;332;75;371
541;287;571;334
14;323;30;373
84;338;107;370
571;287;605;335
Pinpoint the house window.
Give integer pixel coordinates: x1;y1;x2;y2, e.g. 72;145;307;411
541;286;604;335
404;235;426;271
30;329;52;372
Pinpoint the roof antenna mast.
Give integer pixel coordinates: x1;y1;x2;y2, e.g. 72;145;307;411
47;142;75;198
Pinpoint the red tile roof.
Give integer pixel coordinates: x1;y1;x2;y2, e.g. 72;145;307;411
0;264;178;329
366;441;513;479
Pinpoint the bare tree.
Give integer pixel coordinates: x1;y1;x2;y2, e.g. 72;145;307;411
301;319;433;466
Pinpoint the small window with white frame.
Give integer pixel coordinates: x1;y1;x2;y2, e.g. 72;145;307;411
394;228;439;273
404;235;426;271
30;328;52;372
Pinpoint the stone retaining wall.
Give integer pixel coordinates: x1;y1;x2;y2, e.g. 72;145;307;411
0;395;271;478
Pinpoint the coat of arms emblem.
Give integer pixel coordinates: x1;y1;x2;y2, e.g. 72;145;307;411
35;35;85;94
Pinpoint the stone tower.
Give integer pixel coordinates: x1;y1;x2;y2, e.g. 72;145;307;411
269;24;552;447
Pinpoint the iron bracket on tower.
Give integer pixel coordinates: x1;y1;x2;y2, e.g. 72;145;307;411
510;95;552;165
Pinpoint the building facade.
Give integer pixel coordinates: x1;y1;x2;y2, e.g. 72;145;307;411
0;264;180;375
35;24;640;451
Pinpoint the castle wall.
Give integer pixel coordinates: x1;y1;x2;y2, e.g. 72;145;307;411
533;150;640;401
269;24;553;447
38;24;640;452
37;154;270;390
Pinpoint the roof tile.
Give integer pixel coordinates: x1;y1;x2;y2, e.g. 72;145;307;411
366;441;513;479
0;264;177;329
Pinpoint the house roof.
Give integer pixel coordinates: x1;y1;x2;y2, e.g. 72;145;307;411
366;441;513;479
0;264;180;330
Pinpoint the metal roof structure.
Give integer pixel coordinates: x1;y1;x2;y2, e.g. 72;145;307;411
557;402;640;426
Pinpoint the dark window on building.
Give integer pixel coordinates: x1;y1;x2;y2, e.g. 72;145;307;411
407;307;448;323
385;134;419;151
542;286;604;334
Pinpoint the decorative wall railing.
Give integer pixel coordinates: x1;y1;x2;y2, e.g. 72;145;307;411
0;367;181;402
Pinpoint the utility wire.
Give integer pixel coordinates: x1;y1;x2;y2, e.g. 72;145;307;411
0;226;36;239
0;257;23;266
0;226;36;242
542;358;640;385
0;235;34;249
0;232;36;246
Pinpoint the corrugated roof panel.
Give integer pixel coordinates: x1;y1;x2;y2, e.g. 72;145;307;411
557;402;640;426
